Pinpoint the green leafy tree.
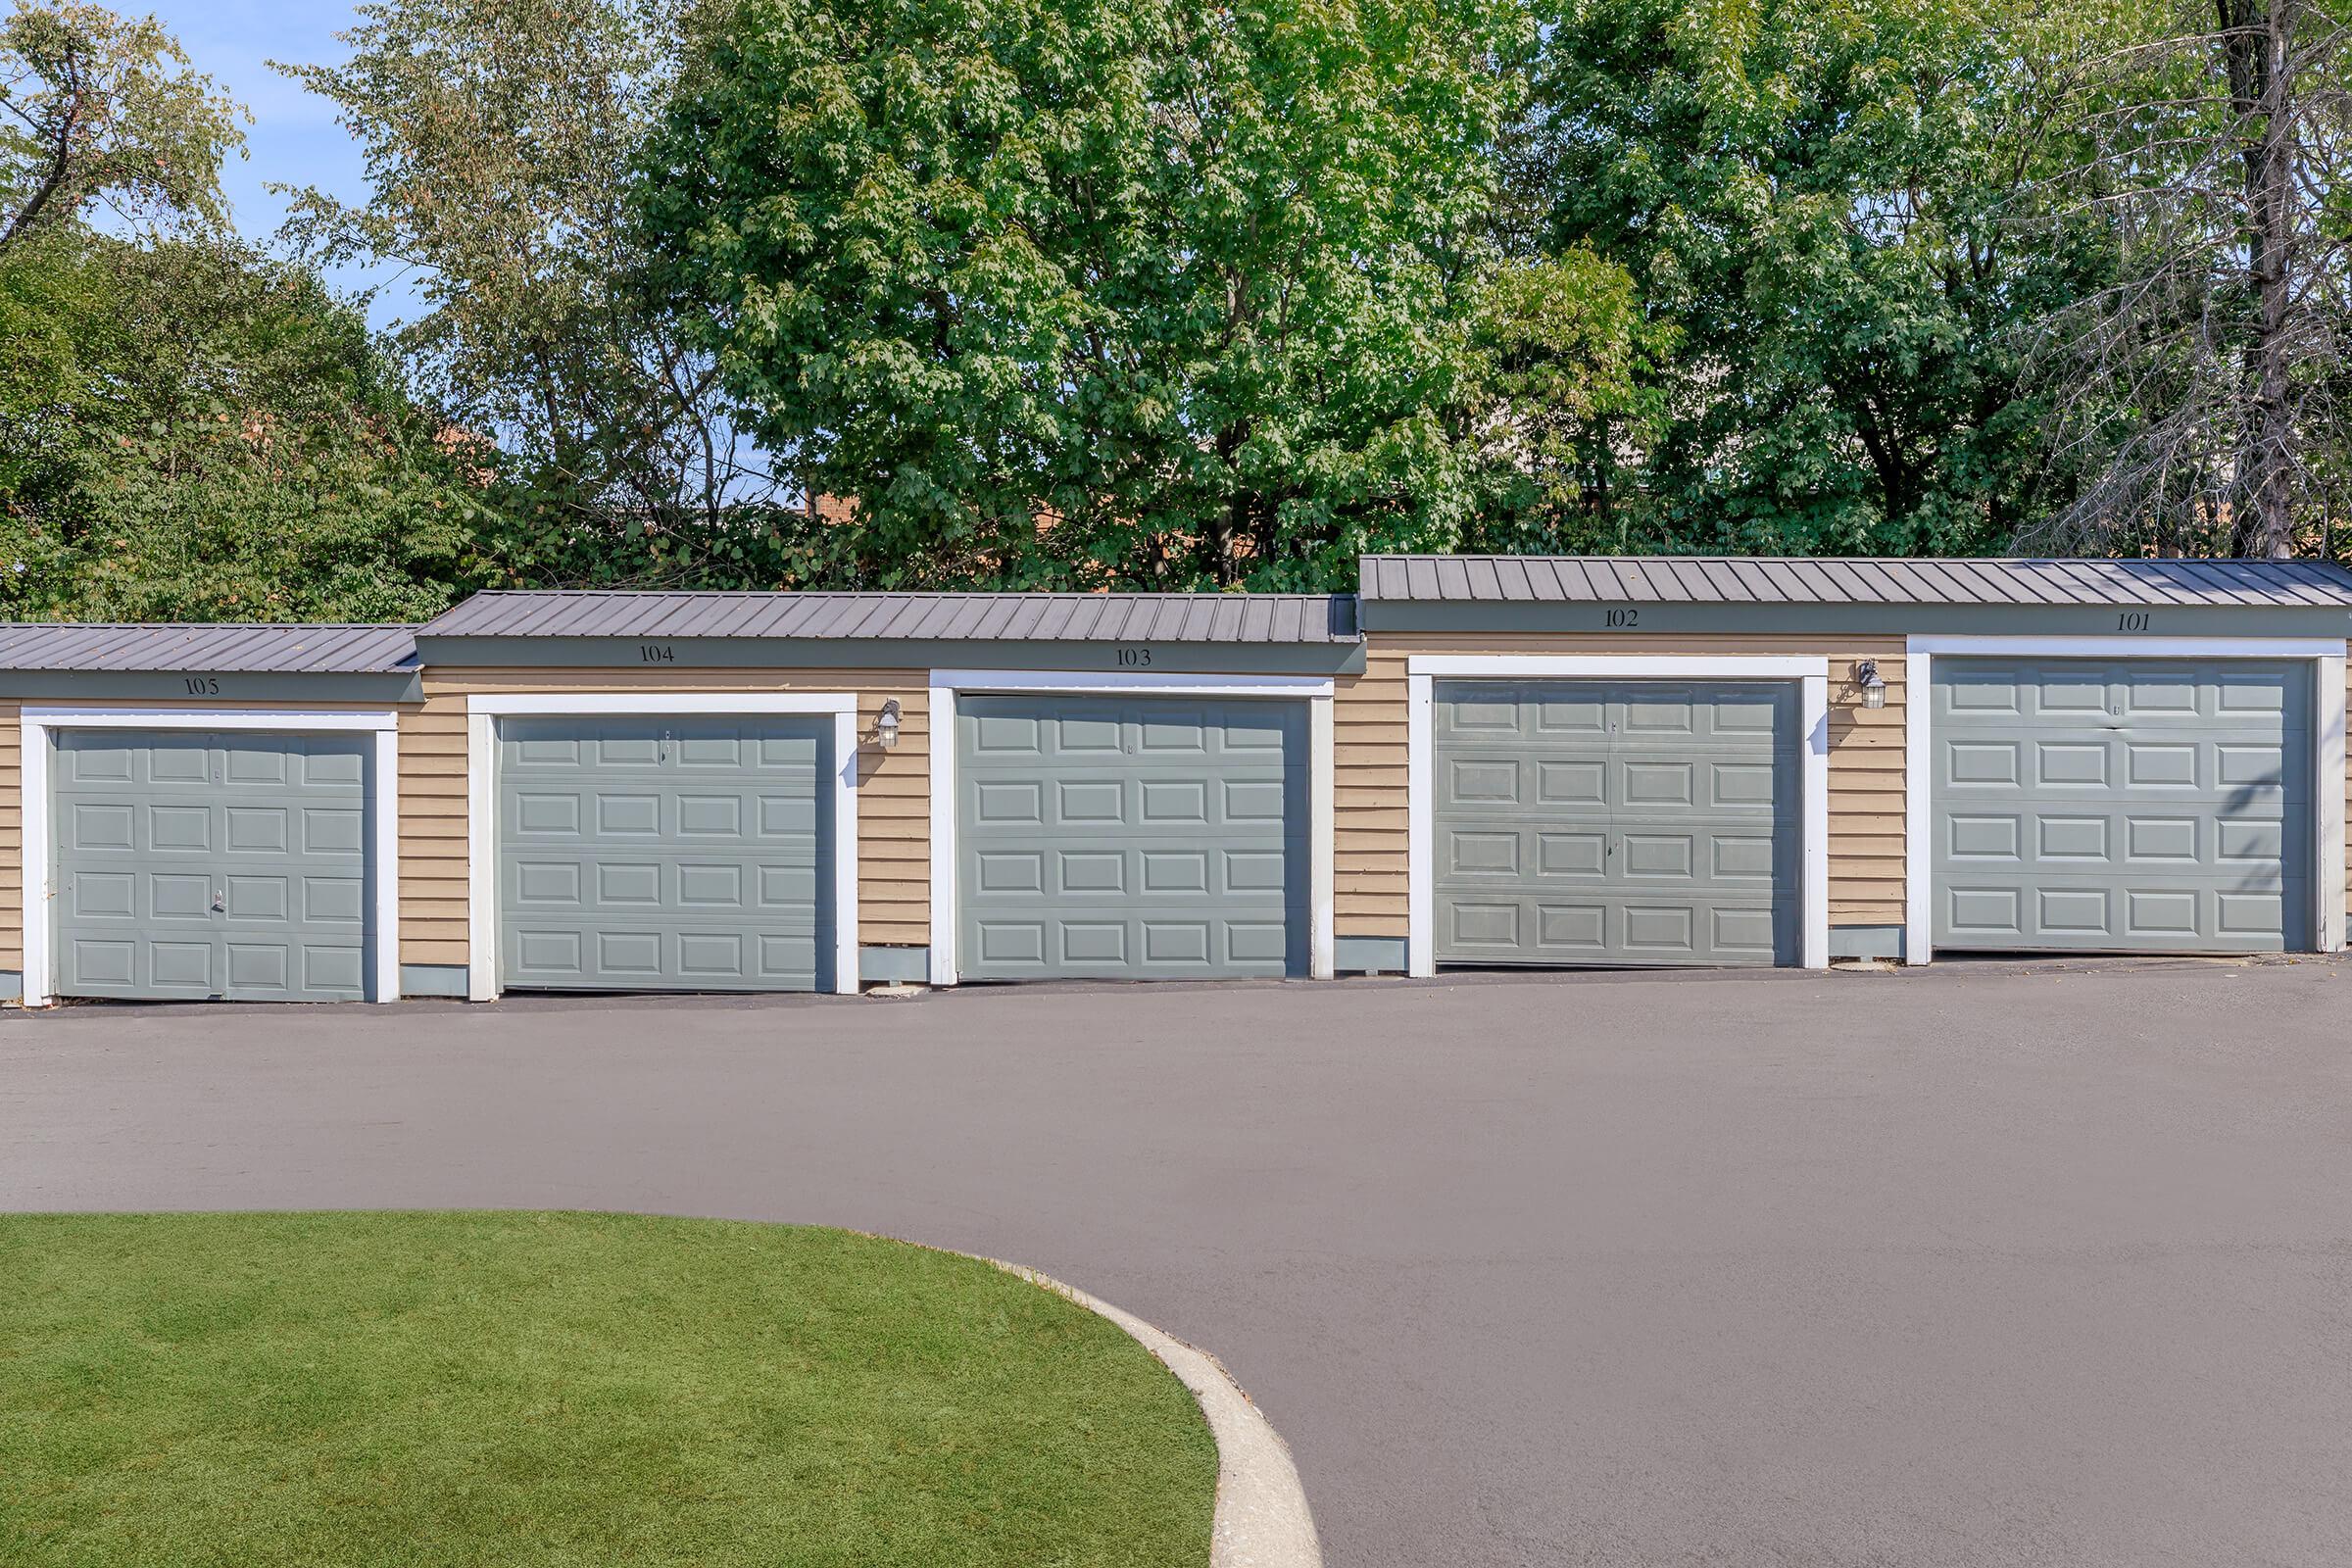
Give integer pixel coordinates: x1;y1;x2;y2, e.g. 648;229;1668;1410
640;0;1648;589
1524;0;2105;555
275;0;798;579
0;0;245;250
1456;249;1673;553
0;229;482;620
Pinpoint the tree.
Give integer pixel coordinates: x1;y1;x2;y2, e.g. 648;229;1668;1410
1522;0;2105;556
2025;0;2351;557
639;0;1649;589
275;0;788;568
0;0;245;251
0;229;483;620
1456;249;1671;554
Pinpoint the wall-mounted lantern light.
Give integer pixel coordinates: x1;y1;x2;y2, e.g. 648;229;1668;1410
1852;660;1886;710
873;698;902;750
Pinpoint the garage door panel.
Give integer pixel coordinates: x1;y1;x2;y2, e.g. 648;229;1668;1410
53;730;373;1003
304;944;365;993
1441;757;1522;808
1139;779;1208;823
148;940;211;989
70;804;136;852
675;794;744;835
497;716;831;992
223;874;288;922
150;805;212;851
755;932;819;980
1443;891;1783;964
1709;760;1781;808
595;734;662;765
1711;834;1783;881
75;871;140;918
2216;745;2290;789
975;920;1049;966
957;695;1307;980
66;741;137;783
1222;777;1289;822
304;875;366;924
1447;827;1527;877
2220;885;2304;938
514;928;586;977
1534;760;1603;808
1434;681;1800;968
1933;660;2311;953
226;941;292;991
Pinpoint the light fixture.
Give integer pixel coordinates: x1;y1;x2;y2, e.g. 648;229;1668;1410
872;698;902;750
1853;660;1886;710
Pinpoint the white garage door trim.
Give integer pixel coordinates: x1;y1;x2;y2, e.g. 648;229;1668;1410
1902;635;2348;964
926;669;1337;987
1404;656;1832;976
19;706;402;1007
466;693;861;1000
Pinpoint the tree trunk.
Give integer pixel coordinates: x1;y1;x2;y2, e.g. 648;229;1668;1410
2224;0;2298;557
2251;0;2298;558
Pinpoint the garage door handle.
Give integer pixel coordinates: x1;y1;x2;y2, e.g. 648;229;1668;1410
212;889;225;912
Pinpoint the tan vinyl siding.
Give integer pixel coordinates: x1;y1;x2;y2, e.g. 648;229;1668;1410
405;669;929;965
0;701;19;971
1337;634;1908;940
400;694;470;966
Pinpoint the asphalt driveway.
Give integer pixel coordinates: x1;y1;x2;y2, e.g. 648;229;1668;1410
6;958;2351;1567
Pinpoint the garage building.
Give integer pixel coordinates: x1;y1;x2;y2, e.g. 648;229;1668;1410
1345;556;2352;971
8;557;2349;1006
0;624;416;1004
408;590;1356;999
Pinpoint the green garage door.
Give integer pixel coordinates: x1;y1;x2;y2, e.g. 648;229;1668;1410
53;730;372;1002
1434;680;1801;967
498;715;832;992
956;695;1307;980
1933;659;2311;953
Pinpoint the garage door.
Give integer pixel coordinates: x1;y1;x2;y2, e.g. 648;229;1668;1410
1433;680;1800;966
956;695;1307;980
498;715;832;992
52;730;373;1002
1933;659;2311;953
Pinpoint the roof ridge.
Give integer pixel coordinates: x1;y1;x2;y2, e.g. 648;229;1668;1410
459;588;1338;599
0;620;418;629
1359;553;2352;568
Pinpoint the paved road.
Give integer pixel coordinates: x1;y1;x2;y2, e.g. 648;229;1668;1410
7;959;2352;1567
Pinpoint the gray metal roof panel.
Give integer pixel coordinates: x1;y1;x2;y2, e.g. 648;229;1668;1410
0;622;417;673
1812;560;1875;603
418;591;1354;644
1358;556;2352;607
1695;560;1754;602
1464;557;1501;602
1669;560;1727;601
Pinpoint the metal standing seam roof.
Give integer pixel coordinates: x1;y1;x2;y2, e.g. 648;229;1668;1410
0;623;419;673
1359;556;2352;608
419;591;1361;643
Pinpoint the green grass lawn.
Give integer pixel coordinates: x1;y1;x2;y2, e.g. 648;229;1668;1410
0;1212;1217;1567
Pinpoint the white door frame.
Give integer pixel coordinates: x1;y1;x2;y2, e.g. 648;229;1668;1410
926;668;1338;987
465;692;862;1000
1903;634;2349;964
1405;655;1832;976
19;706;403;1006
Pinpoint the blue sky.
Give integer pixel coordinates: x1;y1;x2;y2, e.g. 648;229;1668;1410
148;0;413;322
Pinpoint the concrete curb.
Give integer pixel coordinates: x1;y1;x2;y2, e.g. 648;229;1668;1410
988;1258;1324;1568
